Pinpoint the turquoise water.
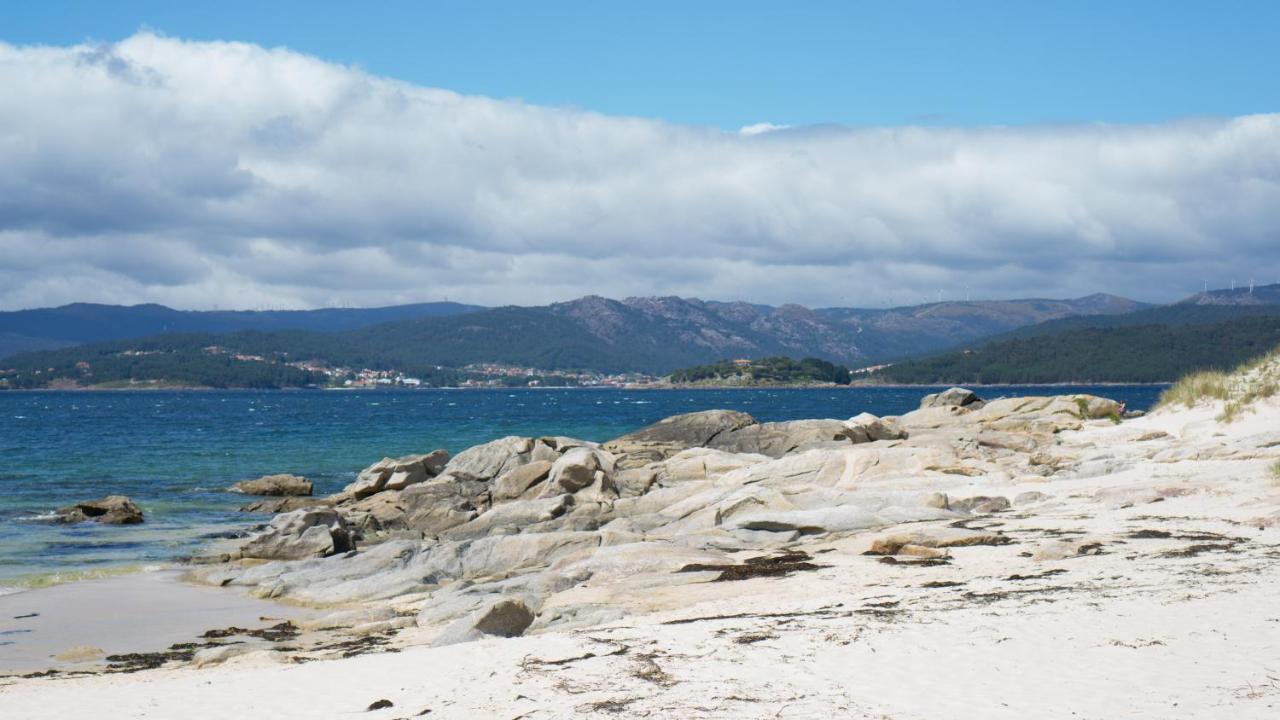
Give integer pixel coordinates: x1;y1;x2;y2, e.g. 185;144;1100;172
0;385;1164;589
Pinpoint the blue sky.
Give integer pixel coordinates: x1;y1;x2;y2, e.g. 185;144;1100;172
3;0;1277;129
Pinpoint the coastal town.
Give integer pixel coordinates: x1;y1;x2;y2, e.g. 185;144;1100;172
204;346;661;388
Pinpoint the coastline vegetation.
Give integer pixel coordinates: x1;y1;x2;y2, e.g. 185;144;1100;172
0;342;325;390
877;315;1280;384
1157;370;1231;408
1155;344;1280;421
668;357;852;386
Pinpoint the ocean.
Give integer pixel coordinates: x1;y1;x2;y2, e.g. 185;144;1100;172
0;385;1164;591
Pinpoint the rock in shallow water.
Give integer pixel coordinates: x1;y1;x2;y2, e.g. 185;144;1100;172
54;495;144;525
231;474;313;497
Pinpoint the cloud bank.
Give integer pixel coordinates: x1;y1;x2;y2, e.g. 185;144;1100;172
1;33;1278;310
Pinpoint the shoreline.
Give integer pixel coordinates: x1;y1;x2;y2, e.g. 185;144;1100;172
0;569;317;676
2;381;1172;393
0;383;1168;595
0;372;1277;716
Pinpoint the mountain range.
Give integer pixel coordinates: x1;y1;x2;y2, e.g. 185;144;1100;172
0;294;1147;374
876;284;1280;384
0;302;482;359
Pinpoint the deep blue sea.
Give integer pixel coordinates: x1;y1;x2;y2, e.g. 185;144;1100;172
0;385;1164;591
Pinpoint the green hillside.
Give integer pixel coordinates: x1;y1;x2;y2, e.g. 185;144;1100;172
0;334;326;389
875;315;1280;384
669;357;853;385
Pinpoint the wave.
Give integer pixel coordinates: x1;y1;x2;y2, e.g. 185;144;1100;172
0;563;165;594
12;510;59;523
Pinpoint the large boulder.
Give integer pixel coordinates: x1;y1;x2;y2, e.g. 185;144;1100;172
340;491;410;536
343;450;448;500
920;387;984;410
431;598;536;647
843;412;908;442
54;495;144;525
231;474;313;497
603;410;758;468
542;447;618;502
492;460;554;501
398;475;492;537
446;437;535;482
549;447;608;492
240;508;353;560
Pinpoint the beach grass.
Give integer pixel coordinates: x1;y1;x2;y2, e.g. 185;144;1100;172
1156;345;1280;421
1156;370;1230;409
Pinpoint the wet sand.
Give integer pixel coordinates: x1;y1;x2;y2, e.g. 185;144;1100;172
0;570;314;674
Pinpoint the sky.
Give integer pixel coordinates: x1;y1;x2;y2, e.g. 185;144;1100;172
0;1;1278;310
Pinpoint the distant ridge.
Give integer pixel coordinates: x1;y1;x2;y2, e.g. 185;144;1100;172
2;293;1147;376
0;302;484;359
1176;282;1280;306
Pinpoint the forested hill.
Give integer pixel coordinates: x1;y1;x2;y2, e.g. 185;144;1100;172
0;301;484;359
0;293;1147;385
668;357;853;386
874;315;1280;384
988;298;1280;342
0;293;1145;366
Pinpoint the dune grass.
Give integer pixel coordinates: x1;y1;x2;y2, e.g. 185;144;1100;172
1156;346;1280;422
1156;370;1231;409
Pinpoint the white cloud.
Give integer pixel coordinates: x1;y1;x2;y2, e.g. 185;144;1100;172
738;122;791;136
1;32;1278;311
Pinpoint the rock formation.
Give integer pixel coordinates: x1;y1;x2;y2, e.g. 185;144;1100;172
231;474;313;497
239;508;353;561
53;495;144;524
193;394;1127;636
